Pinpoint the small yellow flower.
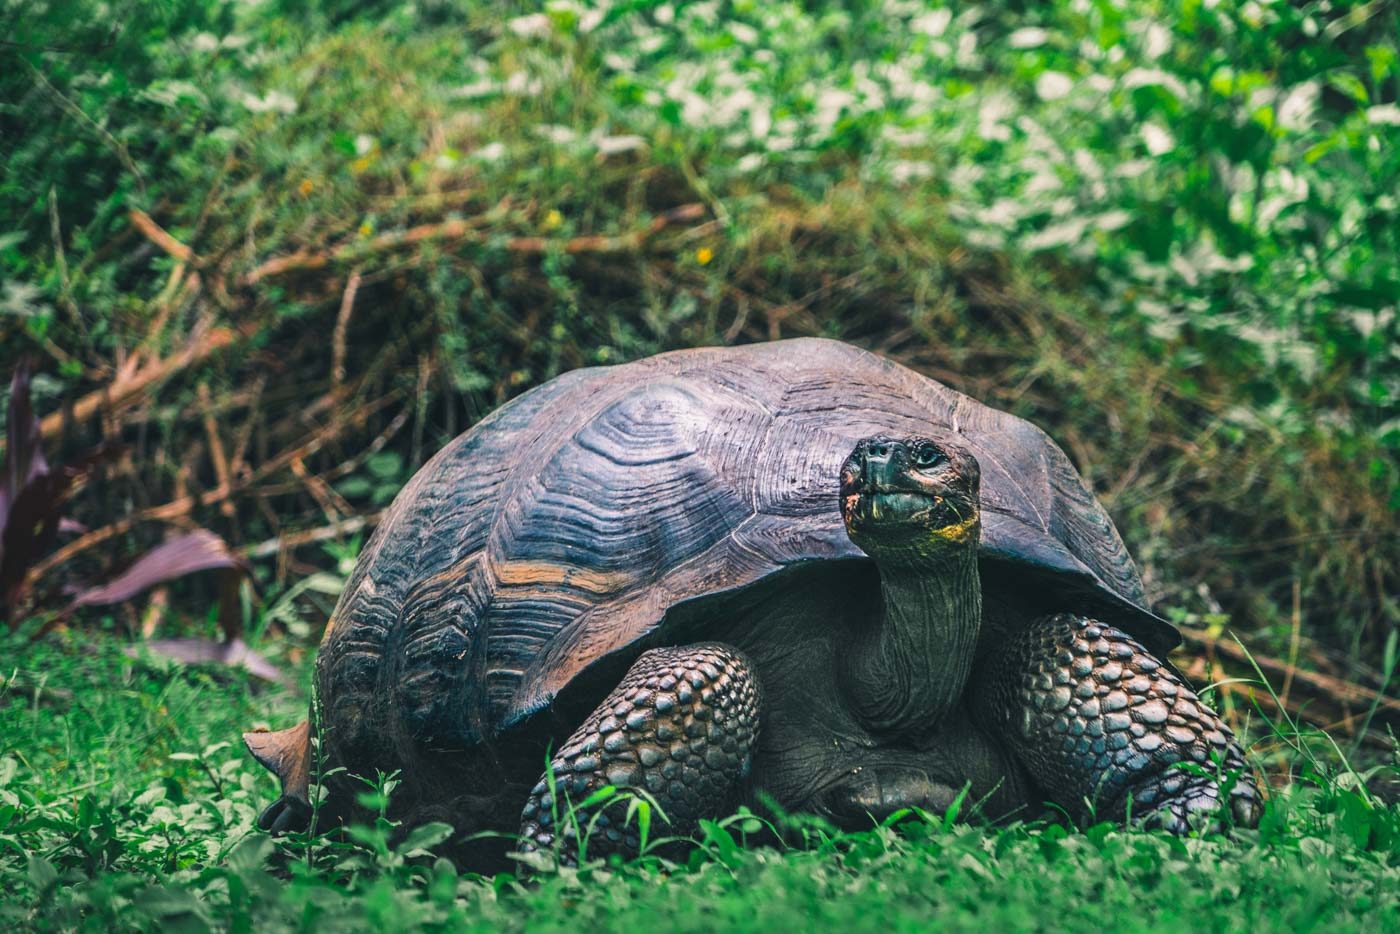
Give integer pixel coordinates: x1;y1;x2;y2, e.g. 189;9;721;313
298;178;314;197
359;221;373;237
351;156;372;174
696;247;714;266
543;209;563;231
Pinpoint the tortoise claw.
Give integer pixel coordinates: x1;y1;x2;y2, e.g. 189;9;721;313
258;795;312;834
1138;777;1261;835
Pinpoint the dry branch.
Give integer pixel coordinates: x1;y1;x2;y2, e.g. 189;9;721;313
198;384;236;518
242;203;707;284
332;269;362;392
24;391;400;587
243;511;385;559
128;208;194;263
1181;627;1400;729
1180;656;1394;751
289;455;352;521
38;322;256;441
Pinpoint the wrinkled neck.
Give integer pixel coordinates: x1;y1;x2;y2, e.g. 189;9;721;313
842;547;981;736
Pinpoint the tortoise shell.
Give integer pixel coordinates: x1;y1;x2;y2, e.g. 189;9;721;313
316;338;1173;757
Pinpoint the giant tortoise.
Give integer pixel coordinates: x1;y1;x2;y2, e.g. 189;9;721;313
246;338;1259;865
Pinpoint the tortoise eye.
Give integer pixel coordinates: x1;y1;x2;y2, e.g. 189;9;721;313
912;444;946;468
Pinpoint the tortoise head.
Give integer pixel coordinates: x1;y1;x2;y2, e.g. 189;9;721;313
840;435;981;558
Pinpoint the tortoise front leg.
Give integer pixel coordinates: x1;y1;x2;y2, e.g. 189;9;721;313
976;614;1261;832
518;642;761;865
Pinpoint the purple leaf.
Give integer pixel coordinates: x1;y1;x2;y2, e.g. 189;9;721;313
67;529;248;612
0;365;120;619
1;468;81;613
69;529;284;683
136;637;288;685
1;359;48;528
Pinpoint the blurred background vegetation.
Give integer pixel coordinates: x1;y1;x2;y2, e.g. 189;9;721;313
2;0;1397;750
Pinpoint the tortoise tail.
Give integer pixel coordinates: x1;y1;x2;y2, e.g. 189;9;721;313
244;720;313;833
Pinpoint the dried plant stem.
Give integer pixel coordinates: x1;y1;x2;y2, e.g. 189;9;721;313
198;384;236;519
26;59;145;196
1184;658;1394;752
25;391;400;586
48;186;79;324
127;208;195;263
1182;627;1400;730
289;455;352;521
140;586;169;638
1280;578;1302;711
332;268;362;393
241;203;707;284
38;322;254;440
243;511;385;559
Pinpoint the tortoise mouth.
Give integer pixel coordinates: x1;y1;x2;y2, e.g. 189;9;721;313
842;488;957;529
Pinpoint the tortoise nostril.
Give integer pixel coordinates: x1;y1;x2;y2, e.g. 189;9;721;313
867;443;890;458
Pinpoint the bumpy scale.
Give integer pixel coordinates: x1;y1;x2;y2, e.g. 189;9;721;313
978;614;1260;831
518;643;761;864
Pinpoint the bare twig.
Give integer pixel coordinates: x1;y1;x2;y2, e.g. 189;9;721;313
242;203;707;284
128;208;194;263
0;25;118;55
48;186;79;324
289;455;352;521
245;391;400;483
369;187;481;212
140;270;200;356
1182;627;1400;729
136;214;203;339
677;156;730;228
2;671;74;707
723;294;751;344
1281;578;1302;711
1183;657;1395;751
253;404;413;496
25;59;145;196
198;384;236;519
37;321;255;441
24;392;399;585
243;511;385;559
140;586;170;639
228;375;266;481
332;268;361;393
191;151;236;248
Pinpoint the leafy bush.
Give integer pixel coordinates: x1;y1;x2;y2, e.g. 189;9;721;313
1;0;239;327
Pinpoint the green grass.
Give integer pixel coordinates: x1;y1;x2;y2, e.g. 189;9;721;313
2;628;1397;931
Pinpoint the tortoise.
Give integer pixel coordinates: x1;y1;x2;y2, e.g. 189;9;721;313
245;338;1259;865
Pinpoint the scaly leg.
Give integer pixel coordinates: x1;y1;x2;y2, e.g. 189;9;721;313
518;642;761;864
977;614;1260;832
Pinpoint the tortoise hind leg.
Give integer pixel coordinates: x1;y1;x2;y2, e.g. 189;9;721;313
519;642;761;865
976;614;1261;832
244;720;313;833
